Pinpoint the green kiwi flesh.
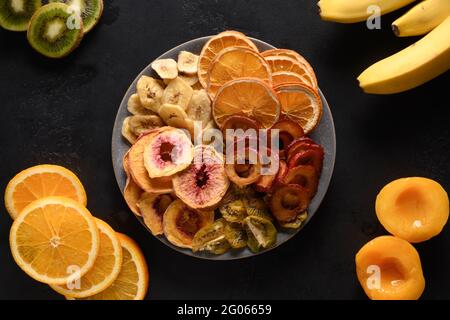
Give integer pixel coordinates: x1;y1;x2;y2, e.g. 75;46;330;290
0;0;42;31
27;3;84;58
49;0;103;33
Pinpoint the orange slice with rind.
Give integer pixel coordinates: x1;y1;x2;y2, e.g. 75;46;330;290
274;83;322;134
5;164;87;219
67;233;149;300
265;56;316;89
213;78;280;129
198;30;259;88
207;47;272;98
51;218;123;298
9;196;99;285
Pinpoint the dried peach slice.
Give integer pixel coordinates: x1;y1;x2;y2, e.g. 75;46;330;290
128;128;174;193
123;152;144;216
207;47;272;98
137;193;173;236
198;30;259;88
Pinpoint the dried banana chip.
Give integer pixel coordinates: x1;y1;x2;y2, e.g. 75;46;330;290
161;77;193;111
152;58;178;80
128;115;164;137
186;89;211;127
136;76;164;112
122;117;138;144
178;51;199;75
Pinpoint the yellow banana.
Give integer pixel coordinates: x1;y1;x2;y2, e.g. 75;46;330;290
358;15;450;94
318;0;416;23
392;0;450;36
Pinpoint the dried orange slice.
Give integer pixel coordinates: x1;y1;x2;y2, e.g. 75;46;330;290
68;233;149;300
4;164;87;219
198;30;259;88
262;49;317;86
51;218;123;298
274;83;322;134
213;78;280;129
272;71;308;87
9;196;99;285
265;56;316;89
207;47;272;98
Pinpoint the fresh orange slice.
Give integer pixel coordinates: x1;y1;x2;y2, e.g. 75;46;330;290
265;56;316;89
51;218;123;298
272;71;309;88
207;47;272;98
198;30;259;88
68;233;149;300
262;49;317;87
9;196;99;285
4;165;87;220
213;78;280;128
274;83;322;134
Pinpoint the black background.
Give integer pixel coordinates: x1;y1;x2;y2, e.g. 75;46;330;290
0;0;449;300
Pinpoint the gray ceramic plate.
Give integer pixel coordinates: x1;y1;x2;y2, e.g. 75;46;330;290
112;36;336;260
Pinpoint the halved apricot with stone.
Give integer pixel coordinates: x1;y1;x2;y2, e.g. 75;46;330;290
376;177;449;243
355;235;425;300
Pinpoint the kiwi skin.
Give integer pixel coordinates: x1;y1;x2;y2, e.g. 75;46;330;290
27;3;84;59
49;0;103;33
0;0;42;32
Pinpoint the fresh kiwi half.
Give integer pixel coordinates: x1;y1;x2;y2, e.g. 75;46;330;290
49;0;103;33
0;0;42;31
27;3;84;58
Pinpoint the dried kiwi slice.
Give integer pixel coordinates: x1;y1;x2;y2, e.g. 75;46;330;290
27;3;84;58
244;216;277;253
50;0;103;33
192;219;230;255
0;0;41;31
224;222;247;249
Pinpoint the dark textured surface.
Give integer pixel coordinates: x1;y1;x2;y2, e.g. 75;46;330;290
0;0;449;300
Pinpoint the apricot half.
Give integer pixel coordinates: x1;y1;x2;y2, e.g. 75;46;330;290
355;236;425;300
376;177;449;243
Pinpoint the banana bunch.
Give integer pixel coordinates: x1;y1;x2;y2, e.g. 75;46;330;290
318;0;450;94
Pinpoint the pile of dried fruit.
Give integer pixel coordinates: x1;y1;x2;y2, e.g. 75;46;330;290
0;0;103;58
121;30;325;254
5;164;149;300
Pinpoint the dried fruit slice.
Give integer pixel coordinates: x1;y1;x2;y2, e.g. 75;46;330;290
163;199;214;249
213;78;280;129
192;219;230;255
254;148;280;193
224;221;247;249
51;218;122;298
270;184;309;223
136;76;164;112
198;30;259;88
128;115;164;137
287;148;324;174
122;117;137;144
272;71;307;87
219;197;247;223
127;93;157;116
177;51;199;75
262;49;317;88
283;165;319;199
244;216;277;253
70;233;149;300
159;103;188;124
279;211;308;229
271;119;304;159
274;160;288;186
10;196;99;285
221;114;262;132
128;128;173;193
137;193;173;236
207;47;272;98
286;137;319;160
265;56;316;89
173;145;229;210
161;77;193;111
179;74;199;87
151;58;178;80
4;164;87;219
123;152;144;216
274;83;322;134
143;128;194;178
243;197;272;221
225;148;262;187
186;89;212;127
